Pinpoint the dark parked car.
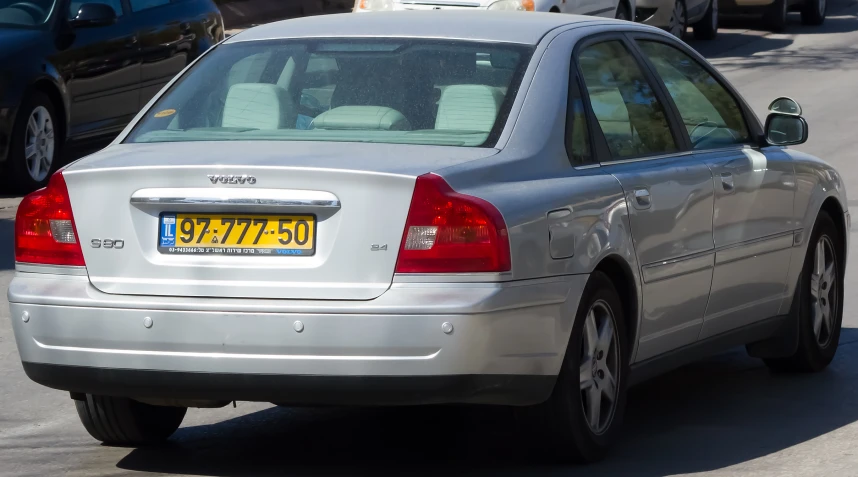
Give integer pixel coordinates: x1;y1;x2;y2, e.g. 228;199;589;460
0;0;224;193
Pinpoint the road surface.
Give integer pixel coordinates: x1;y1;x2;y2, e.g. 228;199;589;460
3;6;858;476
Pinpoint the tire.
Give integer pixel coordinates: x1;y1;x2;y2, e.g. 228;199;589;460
4;91;61;194
764;211;843;373
74;394;187;446
667;0;688;39
801;0;826;25
524;271;629;463
764;0;788;32
693;0;719;40
615;2;630;20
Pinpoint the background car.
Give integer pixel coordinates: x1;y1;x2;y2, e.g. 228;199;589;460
635;0;718;39
0;0;224;193
719;0;826;31
353;0;635;21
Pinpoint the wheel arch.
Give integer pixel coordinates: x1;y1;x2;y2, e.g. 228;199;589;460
820;196;847;262
29;78;68;144
593;254;640;358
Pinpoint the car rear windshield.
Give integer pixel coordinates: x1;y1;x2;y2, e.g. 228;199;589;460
124;38;534;148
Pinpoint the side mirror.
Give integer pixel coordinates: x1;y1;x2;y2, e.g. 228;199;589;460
68;3;117;28
765;97;808;147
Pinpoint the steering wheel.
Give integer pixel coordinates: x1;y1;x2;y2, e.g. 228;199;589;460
8;2;46;21
689;121;739;147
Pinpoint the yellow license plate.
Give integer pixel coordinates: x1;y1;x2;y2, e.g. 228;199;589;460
158;213;315;256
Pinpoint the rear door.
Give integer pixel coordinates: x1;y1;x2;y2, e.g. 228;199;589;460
633;36;796;339
575;35;715;362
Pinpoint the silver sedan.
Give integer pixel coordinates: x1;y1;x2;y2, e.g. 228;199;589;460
8;11;848;463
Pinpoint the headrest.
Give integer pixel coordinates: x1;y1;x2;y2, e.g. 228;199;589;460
222;83;296;130
311;106;411;131
435;84;504;132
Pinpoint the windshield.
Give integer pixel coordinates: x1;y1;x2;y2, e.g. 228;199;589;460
124;38;533;148
0;0;56;28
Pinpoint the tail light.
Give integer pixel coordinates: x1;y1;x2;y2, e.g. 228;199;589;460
15;172;85;266
395;173;510;273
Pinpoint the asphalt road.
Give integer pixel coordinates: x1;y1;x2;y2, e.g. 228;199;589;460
4;6;858;476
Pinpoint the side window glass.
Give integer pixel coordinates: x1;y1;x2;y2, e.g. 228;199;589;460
637;41;750;150
69;0;124;18
129;0;171;12
566;74;592;166
578;41;678;160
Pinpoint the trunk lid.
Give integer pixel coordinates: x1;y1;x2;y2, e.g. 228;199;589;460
64;141;497;300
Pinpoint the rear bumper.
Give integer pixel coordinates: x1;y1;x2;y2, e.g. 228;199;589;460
23;363;554;406
9;272;587;405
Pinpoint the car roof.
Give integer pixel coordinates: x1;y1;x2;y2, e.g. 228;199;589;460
225;11;622;46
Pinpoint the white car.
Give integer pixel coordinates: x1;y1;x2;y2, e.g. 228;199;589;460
354;0;634;21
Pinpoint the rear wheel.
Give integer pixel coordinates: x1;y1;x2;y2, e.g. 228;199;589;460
74;394;187;446
525;271;628;463
801;0;826;25
764;211;843;372
693;0;719;40
4;91;60;194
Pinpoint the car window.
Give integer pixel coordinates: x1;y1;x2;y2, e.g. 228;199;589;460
566;74;592;166
637;41;750;150
129;0;170;12
68;0;123;18
125;39;533;148
577;40;677;160
0;0;57;26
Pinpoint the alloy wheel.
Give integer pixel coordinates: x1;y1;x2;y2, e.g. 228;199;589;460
24;105;55;183
818;0;826;16
579;299;620;435
810;235;838;348
668;1;687;38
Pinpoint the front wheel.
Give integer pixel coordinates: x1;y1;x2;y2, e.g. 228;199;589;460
75;394;187;446
4;91;60;194
524;271;629;463
693;0;719;40
764;211;843;372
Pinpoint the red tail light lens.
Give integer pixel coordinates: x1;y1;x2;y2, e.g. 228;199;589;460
395;174;511;273
15;172;85;266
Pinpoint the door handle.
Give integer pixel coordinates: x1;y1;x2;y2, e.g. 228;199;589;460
633;188;651;209
720;172;735;191
547;207;572;219
125;35;138;48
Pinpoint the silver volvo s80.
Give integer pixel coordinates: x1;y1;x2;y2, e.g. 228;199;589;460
9;11;848;462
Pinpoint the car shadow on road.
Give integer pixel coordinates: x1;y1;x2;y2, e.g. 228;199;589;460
117;328;858;476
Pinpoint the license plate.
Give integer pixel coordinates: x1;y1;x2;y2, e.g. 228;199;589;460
158;213;316;256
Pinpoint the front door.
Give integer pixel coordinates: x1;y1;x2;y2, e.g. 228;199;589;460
576;37;715;362
129;0;195;107
633;38;797;339
56;0;141;139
